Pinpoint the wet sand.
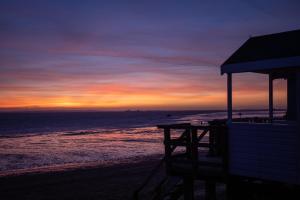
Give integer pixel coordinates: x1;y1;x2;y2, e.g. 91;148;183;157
7;154;291;200
0;155;163;200
0;154;231;200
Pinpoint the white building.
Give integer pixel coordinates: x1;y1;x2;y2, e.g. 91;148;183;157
221;29;300;184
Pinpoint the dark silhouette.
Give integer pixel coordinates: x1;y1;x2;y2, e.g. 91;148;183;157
134;30;300;200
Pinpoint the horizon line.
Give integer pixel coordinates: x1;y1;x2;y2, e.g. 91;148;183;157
0;107;286;112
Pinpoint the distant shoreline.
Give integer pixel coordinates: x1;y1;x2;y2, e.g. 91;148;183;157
0;108;286;113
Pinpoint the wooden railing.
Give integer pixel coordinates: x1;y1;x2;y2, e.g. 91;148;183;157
133;123;228;200
157;123;228;175
211;116;287;124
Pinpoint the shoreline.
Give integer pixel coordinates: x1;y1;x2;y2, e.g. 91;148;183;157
0;154;164;178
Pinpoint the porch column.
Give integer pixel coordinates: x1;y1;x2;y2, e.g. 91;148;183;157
269;73;273;122
227;73;232;123
297;72;300;123
287;74;297;120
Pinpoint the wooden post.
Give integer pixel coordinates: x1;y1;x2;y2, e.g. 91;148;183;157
296;72;300;136
191;127;198;172
287;74;297;120
186;128;192;157
216;125;224;156
226;176;234;200
221;125;229;173
164;128;171;172
205;180;216;200
227;73;232;123
269;73;273;122
183;176;194;200
208;126;215;156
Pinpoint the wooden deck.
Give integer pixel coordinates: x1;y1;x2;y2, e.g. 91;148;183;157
157;123;228;180
133;123;228;200
157;123;228;200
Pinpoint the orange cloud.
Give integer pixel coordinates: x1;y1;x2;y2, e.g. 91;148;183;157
0;74;287;111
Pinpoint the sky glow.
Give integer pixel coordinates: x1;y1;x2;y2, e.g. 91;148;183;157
0;0;299;110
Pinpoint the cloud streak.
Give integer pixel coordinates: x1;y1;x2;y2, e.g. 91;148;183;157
0;0;298;110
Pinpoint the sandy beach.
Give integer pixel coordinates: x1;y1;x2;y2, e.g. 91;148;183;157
0;153;231;200
1;154;298;200
0;155;164;200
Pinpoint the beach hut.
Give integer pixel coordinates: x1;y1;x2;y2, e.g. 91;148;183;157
221;29;300;185
134;30;300;200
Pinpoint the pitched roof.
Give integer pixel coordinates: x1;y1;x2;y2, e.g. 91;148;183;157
221;29;300;74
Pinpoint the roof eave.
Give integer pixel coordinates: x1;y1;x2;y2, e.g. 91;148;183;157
221;56;300;75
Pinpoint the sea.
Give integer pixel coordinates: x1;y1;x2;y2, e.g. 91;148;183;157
0;110;284;176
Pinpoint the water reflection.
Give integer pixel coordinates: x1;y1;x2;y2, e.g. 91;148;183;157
0;110;285;175
0;127;163;175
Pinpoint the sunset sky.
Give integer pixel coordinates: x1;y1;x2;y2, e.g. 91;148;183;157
1;0;300;110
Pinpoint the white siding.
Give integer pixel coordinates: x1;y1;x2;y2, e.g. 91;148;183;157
228;122;300;184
